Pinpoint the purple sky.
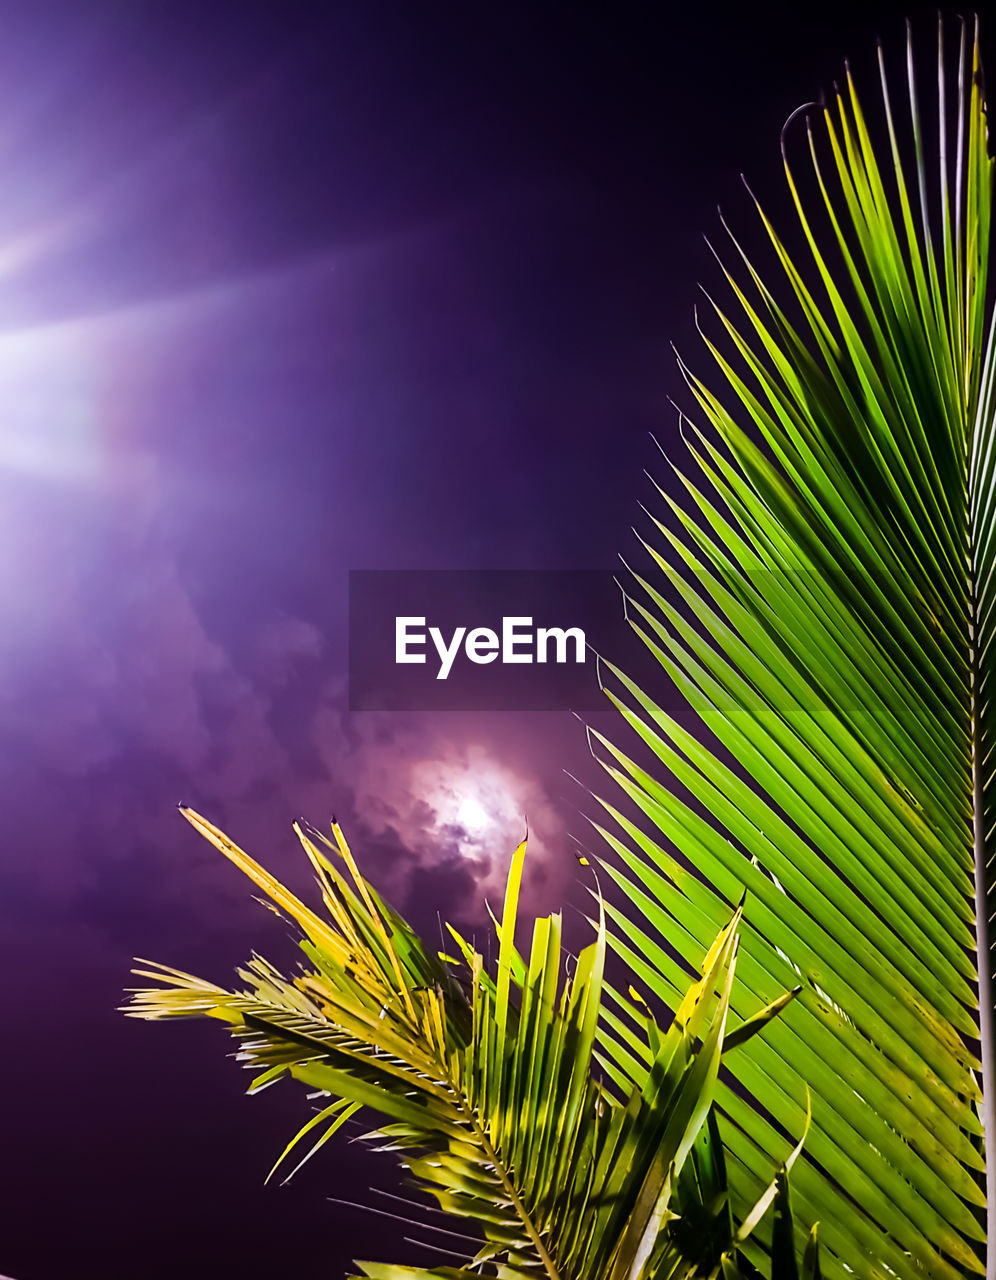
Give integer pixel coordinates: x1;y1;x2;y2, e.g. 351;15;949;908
0;1;946;1276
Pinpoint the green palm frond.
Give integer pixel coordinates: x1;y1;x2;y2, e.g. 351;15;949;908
124;806;808;1279
590;16;995;1280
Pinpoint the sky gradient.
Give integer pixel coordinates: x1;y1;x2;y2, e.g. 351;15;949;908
0;1;955;1275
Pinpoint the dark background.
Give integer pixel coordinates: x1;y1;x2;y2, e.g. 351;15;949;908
0;1;971;1276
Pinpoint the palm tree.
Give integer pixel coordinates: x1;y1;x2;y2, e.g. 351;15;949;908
585;13;994;1280
125;808;814;1278
124;14;994;1279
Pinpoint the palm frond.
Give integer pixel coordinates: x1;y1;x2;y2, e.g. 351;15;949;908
124;806;808;1278
591;16;994;1280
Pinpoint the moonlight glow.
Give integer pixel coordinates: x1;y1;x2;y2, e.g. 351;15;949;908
409;751;527;865
456;794;490;832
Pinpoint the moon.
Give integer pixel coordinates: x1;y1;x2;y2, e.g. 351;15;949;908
456;794;491;832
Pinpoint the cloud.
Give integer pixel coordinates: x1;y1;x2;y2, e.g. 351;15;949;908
0;453;576;945
0;277;594;966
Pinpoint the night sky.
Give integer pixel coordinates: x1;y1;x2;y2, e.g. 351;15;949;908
0;1;967;1276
